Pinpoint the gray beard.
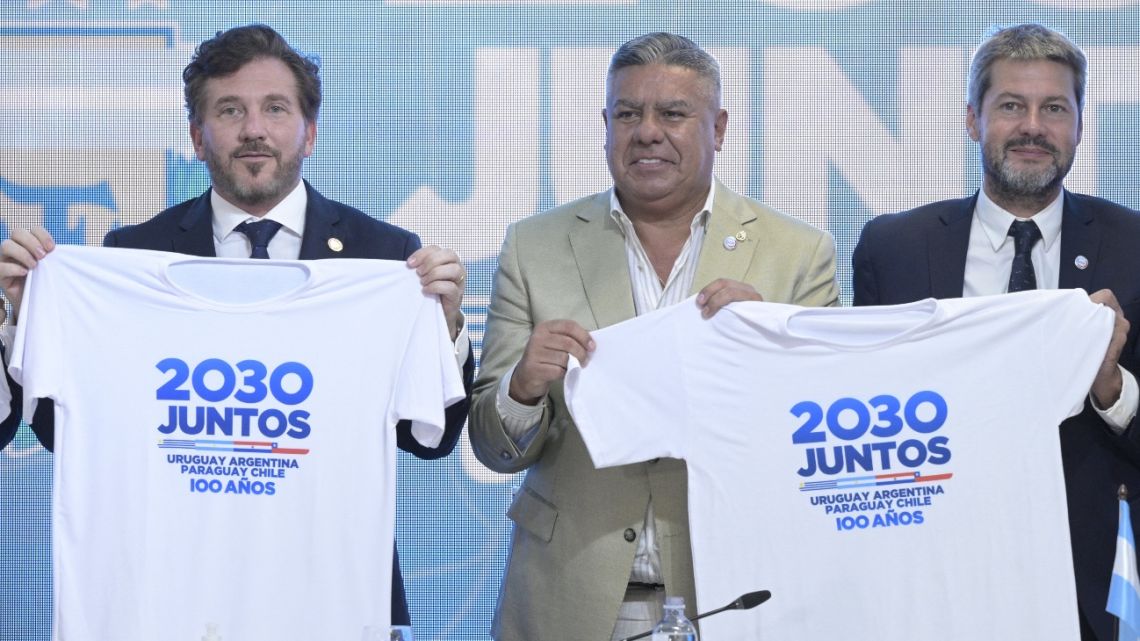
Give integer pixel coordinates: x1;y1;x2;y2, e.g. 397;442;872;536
986;157;1062;199
981;139;1071;209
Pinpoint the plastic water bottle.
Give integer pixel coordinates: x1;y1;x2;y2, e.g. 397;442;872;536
651;596;698;641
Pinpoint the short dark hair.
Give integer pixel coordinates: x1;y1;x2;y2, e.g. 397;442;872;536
608;32;721;105
968;23;1086;113
183;24;322;124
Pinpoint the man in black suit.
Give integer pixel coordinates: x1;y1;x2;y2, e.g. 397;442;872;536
853;23;1140;641
0;24;473;627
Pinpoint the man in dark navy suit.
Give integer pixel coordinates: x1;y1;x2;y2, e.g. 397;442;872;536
0;24;473;627
854;23;1140;641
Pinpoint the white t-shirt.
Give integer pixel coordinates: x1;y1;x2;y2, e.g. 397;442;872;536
565;290;1113;641
9;245;465;641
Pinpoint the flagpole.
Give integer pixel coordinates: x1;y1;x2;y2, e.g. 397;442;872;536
1116;483;1128;641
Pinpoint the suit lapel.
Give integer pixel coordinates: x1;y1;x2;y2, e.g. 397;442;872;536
1058;191;1099;290
298;180;341;260
171;190;218;257
176;182;340;259
568;192;635;330
691;179;757;294
928;195;976;298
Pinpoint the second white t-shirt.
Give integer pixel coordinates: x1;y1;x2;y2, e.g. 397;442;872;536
566;290;1112;641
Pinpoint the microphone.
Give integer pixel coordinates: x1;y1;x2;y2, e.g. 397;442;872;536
618;590;771;641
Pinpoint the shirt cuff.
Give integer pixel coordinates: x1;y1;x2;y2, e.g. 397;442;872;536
453;316;471;369
496;362;545;444
1092;365;1139;435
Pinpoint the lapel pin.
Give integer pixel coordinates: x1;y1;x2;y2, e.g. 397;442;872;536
328;238;344;252
735;231;747;242
723;236;737;251
1074;255;1088;270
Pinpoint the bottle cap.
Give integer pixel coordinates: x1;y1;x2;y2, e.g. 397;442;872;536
665;596;684;608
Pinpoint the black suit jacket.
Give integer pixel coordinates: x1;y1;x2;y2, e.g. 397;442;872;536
0;406;16;450
0;340;18;449
13;181;475;625
853;190;1140;641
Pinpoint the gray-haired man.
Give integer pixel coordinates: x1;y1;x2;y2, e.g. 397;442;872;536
470;32;839;641
854;23;1140;641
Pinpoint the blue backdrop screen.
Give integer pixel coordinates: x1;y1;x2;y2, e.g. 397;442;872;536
4;1;1140;639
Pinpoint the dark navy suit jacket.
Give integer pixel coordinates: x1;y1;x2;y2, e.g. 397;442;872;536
0;341;18;448
0;406;15;449
9;181;475;625
853;190;1140;641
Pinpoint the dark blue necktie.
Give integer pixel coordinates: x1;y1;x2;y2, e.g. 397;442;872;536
1007;219;1042;293
235;219;282;259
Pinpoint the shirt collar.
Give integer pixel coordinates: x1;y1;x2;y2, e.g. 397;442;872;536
211;180;308;243
974;188;1064;252
608;181;716;237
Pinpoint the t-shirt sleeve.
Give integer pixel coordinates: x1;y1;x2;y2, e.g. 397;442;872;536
389;291;466;449
8;255;65;420
564;302;695;468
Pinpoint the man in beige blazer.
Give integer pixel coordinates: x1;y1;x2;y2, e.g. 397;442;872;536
469;32;840;641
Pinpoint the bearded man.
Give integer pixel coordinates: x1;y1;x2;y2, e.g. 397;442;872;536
853;23;1140;641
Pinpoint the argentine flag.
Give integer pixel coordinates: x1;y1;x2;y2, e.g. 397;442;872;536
1108;492;1140;641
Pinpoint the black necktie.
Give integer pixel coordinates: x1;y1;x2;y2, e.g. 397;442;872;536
1006;219;1042;292
235;219;283;259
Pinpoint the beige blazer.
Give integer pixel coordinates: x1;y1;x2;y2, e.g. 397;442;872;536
470;179;840;641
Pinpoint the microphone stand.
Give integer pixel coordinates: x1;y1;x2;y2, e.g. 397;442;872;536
619;590;771;641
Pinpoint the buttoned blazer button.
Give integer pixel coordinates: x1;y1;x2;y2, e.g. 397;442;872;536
624;528;637;542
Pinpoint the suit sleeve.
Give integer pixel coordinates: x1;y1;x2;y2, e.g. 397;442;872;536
852;215;884;306
1073;216;1140;457
467;222;553;474
1107;299;1140;457
0;370;16;450
794;228;841;307
1;371;53;451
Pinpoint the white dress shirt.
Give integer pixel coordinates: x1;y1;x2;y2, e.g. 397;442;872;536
210;180;308;260
965;188;1137;431
496;182;717;585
